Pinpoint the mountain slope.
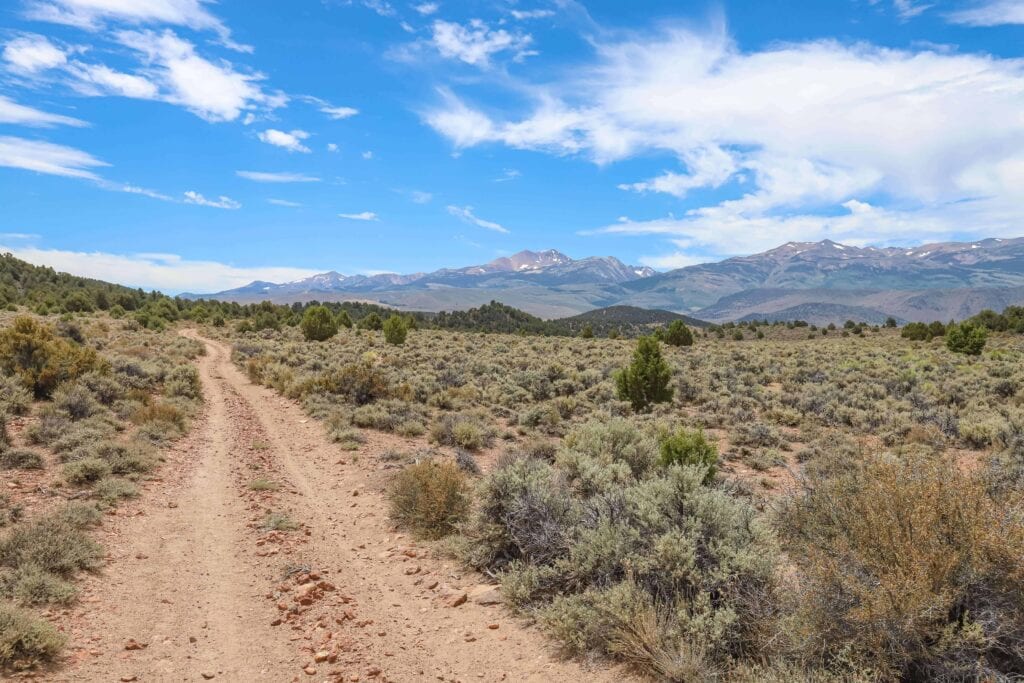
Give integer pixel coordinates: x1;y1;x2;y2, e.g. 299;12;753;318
181;237;1024;322
189;250;654;302
620;237;1024;312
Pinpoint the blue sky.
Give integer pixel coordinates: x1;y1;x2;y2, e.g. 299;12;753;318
1;0;1023;293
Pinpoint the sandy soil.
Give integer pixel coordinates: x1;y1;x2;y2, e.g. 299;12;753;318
54;332;624;683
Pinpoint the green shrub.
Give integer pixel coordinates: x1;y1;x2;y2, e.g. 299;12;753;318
0;317;105;398
429;412;494;451
311;361;389;405
659;428;717;482
663;320;694;347
615;336;673;412
163;364;202;399
0;449;44;470
93;477;139;505
945;321;987;355
0;603;65;670
358;312;383;331
0;376;32;415
462;452;778;676
52;382;101;420
382;314;409;345
0;516;102;576
301;305;339;342
63;457;111;485
389;460;470;539
0;563;77;606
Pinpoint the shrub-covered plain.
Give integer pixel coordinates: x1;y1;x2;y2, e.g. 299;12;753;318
224;319;1024;679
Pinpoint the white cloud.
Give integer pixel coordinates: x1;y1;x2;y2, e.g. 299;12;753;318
326;143;339;153
431;19;534;66
183;190;241;209
321;105;358;119
446;204;508;233
0;95;86;127
637;251;708;270
363;0;396;17
257;128;311;153
66;62;160;98
510;9;555;20
2;34;68;73
361;150;373;159
25;0;251;52
0;135;107;178
410;190;432;203
0;242;321;293
414;2;439;15
947;0;1024;25
236;170;320;183
268;198;301;207
427;25;1024;255
116;29;280;122
339;211;378;221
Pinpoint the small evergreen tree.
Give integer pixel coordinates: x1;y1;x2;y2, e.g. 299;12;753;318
336;310;353;329
615;336;673;412
300;305;338;341
383;314;408;345
945;321;987;355
663;320;693;347
580;324;594;339
358;312;383;331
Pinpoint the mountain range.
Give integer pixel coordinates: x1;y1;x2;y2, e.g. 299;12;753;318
186;238;1024;324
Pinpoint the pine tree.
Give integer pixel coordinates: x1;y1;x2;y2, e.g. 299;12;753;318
615;336;673;411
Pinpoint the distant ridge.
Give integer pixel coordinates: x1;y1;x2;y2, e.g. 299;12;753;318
181;237;1024;323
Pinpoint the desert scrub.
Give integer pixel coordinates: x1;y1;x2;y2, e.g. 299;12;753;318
0;514;103;577
0;563;77;606
0;603;65;670
263;511;298;531
0;316;105;398
658;428;717;482
462;419;779;677
0;449;43;471
429;411;495;451
781;450;1024;680
388;460;471;539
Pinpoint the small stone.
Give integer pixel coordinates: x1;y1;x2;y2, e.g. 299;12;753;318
304;665;317;675
487;624;499;630
120;676;138;682
201;673;215;680
124;639;146;651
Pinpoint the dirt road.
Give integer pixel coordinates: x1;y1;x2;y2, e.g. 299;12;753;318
59;332;621;682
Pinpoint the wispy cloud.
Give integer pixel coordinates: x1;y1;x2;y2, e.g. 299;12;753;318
446;205;508;233
24;0;252;52
0;95;86;127
183;190;241;209
946;0;1024;25
0;135;107;178
257;128;311;153
268;198;301;207
414;2;439;15
510;9;555;20
236;170;320;183
339;211;379;221
410;190;433;203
